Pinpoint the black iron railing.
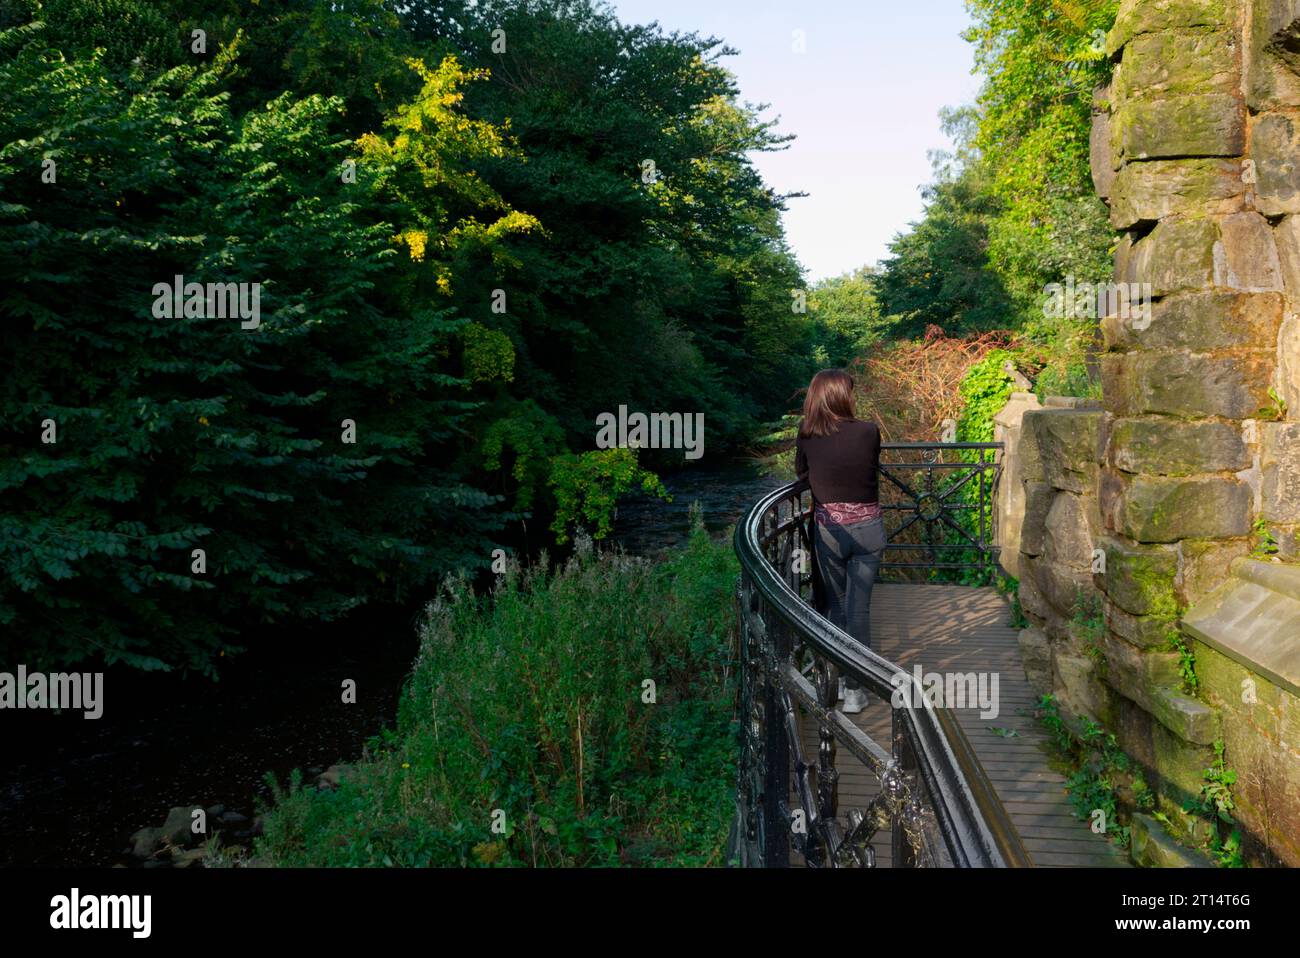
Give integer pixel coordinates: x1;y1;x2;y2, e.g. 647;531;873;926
730;442;1028;868
877;442;1001;578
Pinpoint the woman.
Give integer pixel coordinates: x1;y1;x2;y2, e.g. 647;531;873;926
794;369;885;714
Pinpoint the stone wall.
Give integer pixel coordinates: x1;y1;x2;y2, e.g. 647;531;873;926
991;391;1041;580
999;401;1108;720
1018;0;1300;866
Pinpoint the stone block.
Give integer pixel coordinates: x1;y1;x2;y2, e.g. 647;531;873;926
1101;290;1283;352
1100;627;1184;710
1019;562;1051;621
1274;522;1300;561
1042;396;1102;409
1276;305;1300;418
1109;158;1242;229
1101;349;1274;419
1026;408;1103;495
1120;211;1281;295
992;391;1043;578
1114;232;1134;284
1151;687;1221;744
1183;559;1300;697
1019;626;1052;693
1109;0;1241;56
1022;551;1093;622
1152;720;1218;800
1274;214;1300;295
1252;112;1300;214
1108;416;1248;475
1194;639;1300;864
1092;111;1116;200
1106;601;1179;649
1129;813;1216;867
1213;211;1284;291
1112;694;1159;771
1020;481;1053;558
1102;471;1252;543
1261;422;1300;522
1055;652;1105;722
1121;216;1218;296
1113;94;1245;160
1098;535;1181;616
1044;491;1101;571
1248;0;1300;113
1115;28;1239;100
1176;536;1251;607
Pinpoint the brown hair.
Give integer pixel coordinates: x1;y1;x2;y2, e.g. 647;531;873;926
799;369;856;439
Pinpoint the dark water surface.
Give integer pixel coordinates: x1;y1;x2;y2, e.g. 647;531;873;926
607;460;784;554
0;460;780;867
0;610;420;867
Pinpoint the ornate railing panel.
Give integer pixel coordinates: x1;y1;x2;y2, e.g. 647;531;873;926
731;472;1030;869
876;442;1002;579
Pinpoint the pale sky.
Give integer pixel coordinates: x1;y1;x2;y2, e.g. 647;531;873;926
607;0;982;282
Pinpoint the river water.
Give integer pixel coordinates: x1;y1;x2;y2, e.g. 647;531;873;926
607;460;785;554
0;460;782;867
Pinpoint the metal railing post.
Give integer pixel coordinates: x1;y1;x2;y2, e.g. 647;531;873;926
762;611;791;868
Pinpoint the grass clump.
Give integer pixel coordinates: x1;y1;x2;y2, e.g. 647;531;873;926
256;520;739;867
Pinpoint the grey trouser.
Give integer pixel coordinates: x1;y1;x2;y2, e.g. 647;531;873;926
815;516;886;690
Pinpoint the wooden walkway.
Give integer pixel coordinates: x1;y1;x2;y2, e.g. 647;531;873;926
794;583;1129;868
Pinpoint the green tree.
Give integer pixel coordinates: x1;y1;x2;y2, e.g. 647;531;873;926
0;24;524;671
807;268;884;366
875;164;1012;339
963;0;1117;324
868;0;1117;385
407;0;812;452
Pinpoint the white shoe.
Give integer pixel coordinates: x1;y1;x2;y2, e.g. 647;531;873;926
837;678;846;701
842;688;869;714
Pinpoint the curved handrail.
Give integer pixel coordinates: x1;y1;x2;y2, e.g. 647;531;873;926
732;480;1030;868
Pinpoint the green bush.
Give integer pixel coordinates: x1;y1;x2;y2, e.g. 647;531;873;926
956;348;1015;443
913;349;1016;586
254;518;740;867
